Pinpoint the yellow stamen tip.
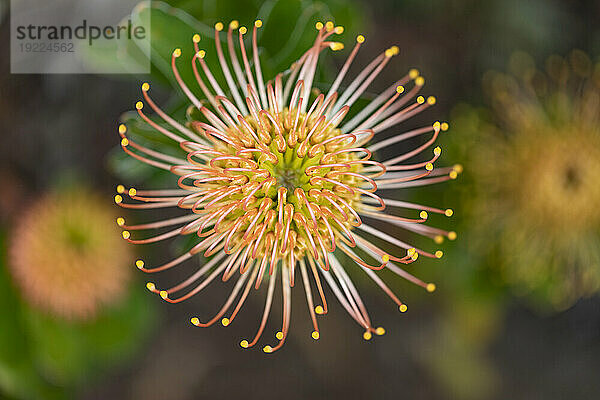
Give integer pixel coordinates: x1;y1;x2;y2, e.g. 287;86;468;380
427;96;436;105
135;259;144;269
441;122;449;131
275;331;283;340
135;101;143;110
390;45;399;55
411;252;419;261
315;22;324;30
435;250;444;259
192;34;201;43
215;22;224;31
315;305;324;314
434;146;442;156
420;211;428;219
396;85;405;94
356;34;365;43
325;21;334;31
445;208;454;217
375;327;386;336
221;318;230;326
197;50;206;59
122;230;130;239
116;184;125;193
433;121;441;130
399;304;408;312
229;20;239;30
363;331;372;340
312;331;320;340
146;282;156;291
263;345;273;353
334;26;344;34
118;124;127;134
121;138;129;147
453;164;463;173
417;95;425;104
254;20;262;28
329;42;344;51
116;217;125;226
114;194;123;204
385;48;395;58
141;82;150;91
427;283;437;292
239;26;247;35
382;254;390;263
128;188;137;197
434;235;444;244
415;76;425;86
449;171;458;179
425;163;434;171
407;248;416;256
448;231;457;240
191;317;200;325
159;290;168;299
409;68;419;79
240;340;249;348
172;48;181;57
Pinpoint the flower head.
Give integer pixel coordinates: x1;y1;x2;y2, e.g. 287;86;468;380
10;188;132;320
467;50;600;309
117;19;457;351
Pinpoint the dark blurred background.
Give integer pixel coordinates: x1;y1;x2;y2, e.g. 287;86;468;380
1;0;600;399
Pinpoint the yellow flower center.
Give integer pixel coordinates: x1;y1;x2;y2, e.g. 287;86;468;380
185;108;369;262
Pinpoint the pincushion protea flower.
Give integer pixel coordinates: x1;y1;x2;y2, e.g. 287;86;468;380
466;50;600;309
10;188;132;320
116;19;458;352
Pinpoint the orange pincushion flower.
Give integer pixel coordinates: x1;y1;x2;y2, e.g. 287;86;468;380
10;188;132;320
116;19;458;352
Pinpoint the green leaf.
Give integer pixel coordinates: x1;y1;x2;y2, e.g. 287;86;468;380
23;284;158;388
0;233;67;399
83;0;366;85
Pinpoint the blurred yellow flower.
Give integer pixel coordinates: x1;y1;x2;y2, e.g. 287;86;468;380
470;50;600;309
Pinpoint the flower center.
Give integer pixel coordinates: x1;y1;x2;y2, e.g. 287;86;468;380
275;165;303;193
562;164;581;190
184;108;367;264
513;131;600;232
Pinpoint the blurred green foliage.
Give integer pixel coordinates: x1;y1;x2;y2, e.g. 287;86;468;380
84;0;366;86
0;231;157;400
